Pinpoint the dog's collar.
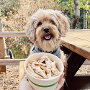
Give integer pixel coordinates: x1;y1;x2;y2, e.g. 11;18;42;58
37;47;57;54
32;46;61;58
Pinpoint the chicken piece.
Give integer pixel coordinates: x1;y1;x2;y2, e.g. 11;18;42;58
51;62;60;76
31;62;47;79
40;66;51;79
39;55;52;68
27;64;43;79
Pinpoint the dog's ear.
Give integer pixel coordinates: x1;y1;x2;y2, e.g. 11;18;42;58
25;19;36;43
54;10;70;37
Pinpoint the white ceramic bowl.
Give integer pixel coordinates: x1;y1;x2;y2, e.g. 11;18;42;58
24;53;64;90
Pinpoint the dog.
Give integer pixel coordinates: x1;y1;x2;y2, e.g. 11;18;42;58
25;9;70;89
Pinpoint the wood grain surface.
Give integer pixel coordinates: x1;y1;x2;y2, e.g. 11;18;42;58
61;29;90;60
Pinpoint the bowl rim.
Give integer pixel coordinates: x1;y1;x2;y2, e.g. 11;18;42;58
24;53;64;81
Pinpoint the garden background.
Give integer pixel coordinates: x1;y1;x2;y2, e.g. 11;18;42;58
0;0;90;90
0;0;90;59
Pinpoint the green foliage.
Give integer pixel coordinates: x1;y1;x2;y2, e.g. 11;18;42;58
6;37;33;59
54;0;90;29
87;11;90;29
54;0;74;15
12;45;23;58
1;0;20;16
11;44;30;59
3;24;14;31
80;0;90;10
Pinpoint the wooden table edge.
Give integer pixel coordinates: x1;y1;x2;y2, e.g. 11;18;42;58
61;40;90;61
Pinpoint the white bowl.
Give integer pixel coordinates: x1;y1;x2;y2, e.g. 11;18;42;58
24;53;64;90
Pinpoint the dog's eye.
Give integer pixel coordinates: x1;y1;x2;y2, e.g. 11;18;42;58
37;22;42;26
50;20;55;25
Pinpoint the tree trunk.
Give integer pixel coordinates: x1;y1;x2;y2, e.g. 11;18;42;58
83;10;87;29
72;0;80;29
83;0;87;29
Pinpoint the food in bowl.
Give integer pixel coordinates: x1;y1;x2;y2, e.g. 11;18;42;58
26;55;61;79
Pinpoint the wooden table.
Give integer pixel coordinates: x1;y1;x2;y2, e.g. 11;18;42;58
60;29;90;90
19;29;90;90
61;29;90;60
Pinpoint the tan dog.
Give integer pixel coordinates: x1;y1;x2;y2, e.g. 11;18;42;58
25;9;70;89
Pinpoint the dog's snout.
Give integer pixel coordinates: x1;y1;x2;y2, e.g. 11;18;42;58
43;28;50;33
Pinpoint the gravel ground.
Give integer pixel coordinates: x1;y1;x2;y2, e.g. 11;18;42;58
76;65;90;75
0;65;19;90
0;64;90;90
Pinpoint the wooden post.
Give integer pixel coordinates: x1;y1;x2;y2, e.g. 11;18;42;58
0;9;6;73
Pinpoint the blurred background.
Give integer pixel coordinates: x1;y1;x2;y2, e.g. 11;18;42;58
0;0;90;59
0;0;90;90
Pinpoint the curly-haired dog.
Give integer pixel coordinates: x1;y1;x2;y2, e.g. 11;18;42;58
26;9;70;89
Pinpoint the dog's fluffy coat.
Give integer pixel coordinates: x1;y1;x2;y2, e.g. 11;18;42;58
26;9;70;89
26;9;69;52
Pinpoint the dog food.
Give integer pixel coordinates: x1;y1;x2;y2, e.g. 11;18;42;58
26;55;60;79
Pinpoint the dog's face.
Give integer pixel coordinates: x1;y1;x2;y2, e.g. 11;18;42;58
26;9;69;52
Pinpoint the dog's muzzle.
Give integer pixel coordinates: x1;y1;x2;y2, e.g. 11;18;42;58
43;27;50;33
43;27;52;40
43;27;51;40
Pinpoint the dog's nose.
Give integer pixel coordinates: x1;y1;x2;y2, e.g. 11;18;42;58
43;28;50;33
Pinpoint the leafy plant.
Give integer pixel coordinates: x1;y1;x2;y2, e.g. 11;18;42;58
54;0;90;29
1;0;20;16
